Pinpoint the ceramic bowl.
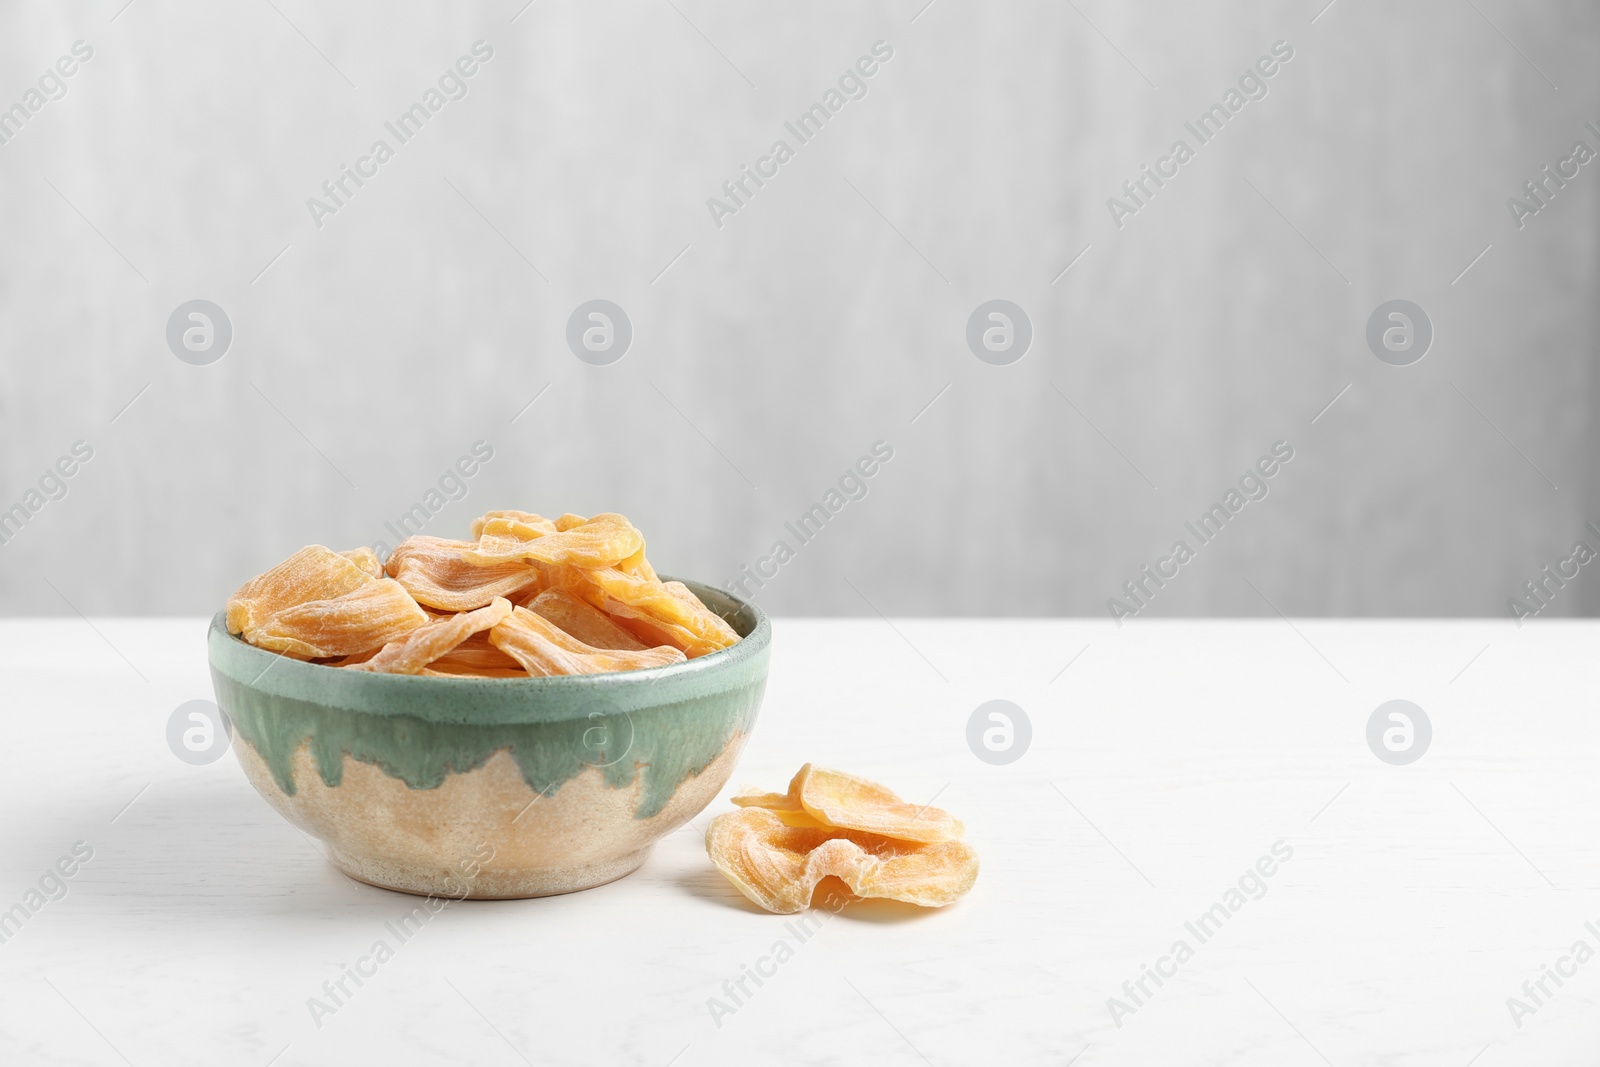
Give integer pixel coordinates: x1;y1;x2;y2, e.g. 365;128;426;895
208;579;769;899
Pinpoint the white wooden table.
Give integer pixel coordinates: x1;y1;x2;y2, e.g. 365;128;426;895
0;617;1594;1065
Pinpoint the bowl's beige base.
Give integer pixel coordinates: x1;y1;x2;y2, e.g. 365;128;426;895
327;843;650;899
234;735;743;900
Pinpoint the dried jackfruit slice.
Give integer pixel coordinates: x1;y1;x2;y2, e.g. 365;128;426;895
705;807;978;914
791;764;964;844
488;606;686;677
227;510;731;677
729;768;962;841
464;514;559;564
665;580;738;639
340;546;384;578
600;596;727;658
536;563;608;610
244;578;428;659
349;597;513;674
618;545;659;582
848;839;979;906
524;588;649;651
452;628;503;653
576;569;738;654
432;646;522;670
732;789;799;811
470;510;557;540
465;513;644;569
424;629;529;676
730;789;828;828
425;647;527;676
226;544;373;635
386;535;541;611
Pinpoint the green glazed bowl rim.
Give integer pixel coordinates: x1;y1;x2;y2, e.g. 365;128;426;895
208;576;770;726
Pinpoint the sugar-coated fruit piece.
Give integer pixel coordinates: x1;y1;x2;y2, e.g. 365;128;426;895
599;596;726;658
469;510;557;540
573;568;738;654
340;546;385;578
349;597;513;674
386;535;541;611
245;577;429;659
665;581;738;642
488;606;685;677
730;788;828;828
617;545;659;582
425;630;527;674
524;588;650;651
731;789;800;810
227;510;741;672
792;764;964;844
464;513;644;569
226;544;373;635
705;807;978;914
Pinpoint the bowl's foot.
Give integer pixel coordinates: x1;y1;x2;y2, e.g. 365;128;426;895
325;846;651;900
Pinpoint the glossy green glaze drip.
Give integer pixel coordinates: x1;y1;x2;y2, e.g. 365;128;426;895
212;674;763;818
208;579;770;820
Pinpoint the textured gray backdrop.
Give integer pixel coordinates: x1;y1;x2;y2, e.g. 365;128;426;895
1;0;1596;618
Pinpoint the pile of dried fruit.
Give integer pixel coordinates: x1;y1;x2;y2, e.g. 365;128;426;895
707;765;978;914
225;511;740;676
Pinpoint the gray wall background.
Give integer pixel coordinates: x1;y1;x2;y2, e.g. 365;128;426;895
1;0;1597;618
